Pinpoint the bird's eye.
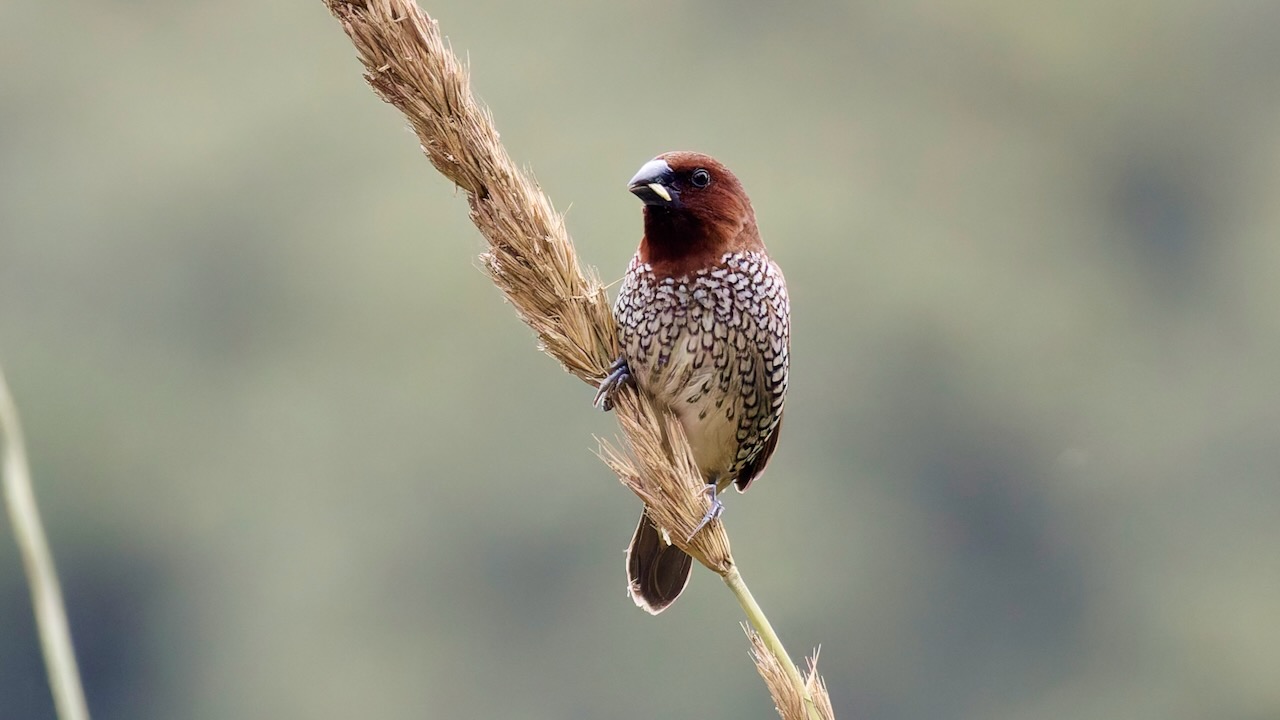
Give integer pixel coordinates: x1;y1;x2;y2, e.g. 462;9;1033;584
690;169;712;188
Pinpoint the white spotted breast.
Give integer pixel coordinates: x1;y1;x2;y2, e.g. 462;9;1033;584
615;250;789;489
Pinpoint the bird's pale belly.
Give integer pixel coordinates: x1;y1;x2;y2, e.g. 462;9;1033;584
635;343;745;489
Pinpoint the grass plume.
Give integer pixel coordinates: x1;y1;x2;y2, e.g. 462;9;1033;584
748;629;836;720
324;1;832;715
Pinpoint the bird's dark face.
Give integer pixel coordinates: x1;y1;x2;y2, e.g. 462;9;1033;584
627;152;749;226
629;151;762;274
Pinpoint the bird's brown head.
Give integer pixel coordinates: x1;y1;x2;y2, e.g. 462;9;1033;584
628;151;763;276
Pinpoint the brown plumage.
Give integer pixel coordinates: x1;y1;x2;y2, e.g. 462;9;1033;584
598;151;790;614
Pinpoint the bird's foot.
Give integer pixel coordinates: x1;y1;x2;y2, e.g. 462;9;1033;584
593;356;633;411
689;483;725;540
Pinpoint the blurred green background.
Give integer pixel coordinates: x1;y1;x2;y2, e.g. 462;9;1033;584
3;1;1279;718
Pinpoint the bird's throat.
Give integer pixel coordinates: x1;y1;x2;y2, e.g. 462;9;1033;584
640;210;758;278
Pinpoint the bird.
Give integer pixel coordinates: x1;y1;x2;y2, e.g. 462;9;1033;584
595;151;790;614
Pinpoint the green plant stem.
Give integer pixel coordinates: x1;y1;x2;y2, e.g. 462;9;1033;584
0;369;90;720
723;563;818;720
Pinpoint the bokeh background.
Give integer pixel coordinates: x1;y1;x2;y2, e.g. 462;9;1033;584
3;2;1279;718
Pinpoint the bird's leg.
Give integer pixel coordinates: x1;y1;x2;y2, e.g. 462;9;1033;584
593;355;633;411
689;482;725;539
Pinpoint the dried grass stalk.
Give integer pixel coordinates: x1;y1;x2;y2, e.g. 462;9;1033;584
1;369;90;720
325;0;729;570
324;0;830;715
328;0;613;382
748;629;835;720
597;390;731;572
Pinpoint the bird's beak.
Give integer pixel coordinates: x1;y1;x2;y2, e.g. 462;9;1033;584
645;183;672;202
628;158;677;207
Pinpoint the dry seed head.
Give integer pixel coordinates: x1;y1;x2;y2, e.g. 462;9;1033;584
747;629;835;720
598;389;733;574
326;0;731;573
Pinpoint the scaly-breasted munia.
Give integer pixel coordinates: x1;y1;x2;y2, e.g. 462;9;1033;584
596;151;790;614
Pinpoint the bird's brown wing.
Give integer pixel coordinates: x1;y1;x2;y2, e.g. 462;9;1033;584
733;410;783;492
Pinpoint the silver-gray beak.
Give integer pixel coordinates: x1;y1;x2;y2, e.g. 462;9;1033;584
628;158;677;206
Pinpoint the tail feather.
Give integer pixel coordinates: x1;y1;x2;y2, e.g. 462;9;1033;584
626;509;693;614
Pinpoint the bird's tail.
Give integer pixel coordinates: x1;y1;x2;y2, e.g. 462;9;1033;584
626;508;694;614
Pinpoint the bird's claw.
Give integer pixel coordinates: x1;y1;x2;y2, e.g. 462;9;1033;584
593;356;632;411
688;483;724;540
